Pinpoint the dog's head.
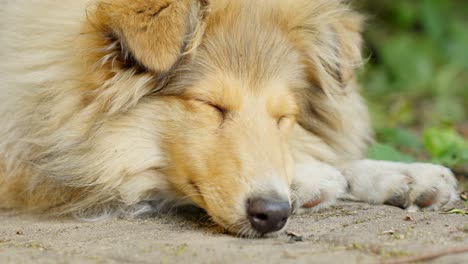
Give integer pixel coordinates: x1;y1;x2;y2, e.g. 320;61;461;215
81;0;363;236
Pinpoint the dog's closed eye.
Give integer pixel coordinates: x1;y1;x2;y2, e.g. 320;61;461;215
194;99;228;121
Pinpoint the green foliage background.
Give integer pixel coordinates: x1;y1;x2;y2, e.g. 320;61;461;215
355;0;468;171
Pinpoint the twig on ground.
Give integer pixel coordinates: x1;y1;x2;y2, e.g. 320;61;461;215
381;246;468;264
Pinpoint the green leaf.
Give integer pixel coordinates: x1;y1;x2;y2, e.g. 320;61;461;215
366;143;415;162
376;127;422;151
422;127;468;167
440;209;467;215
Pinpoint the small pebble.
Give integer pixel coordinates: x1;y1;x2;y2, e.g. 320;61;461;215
404;216;413;221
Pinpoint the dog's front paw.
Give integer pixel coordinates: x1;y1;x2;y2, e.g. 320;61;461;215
400;163;459;211
291;162;347;214
343;160;459;211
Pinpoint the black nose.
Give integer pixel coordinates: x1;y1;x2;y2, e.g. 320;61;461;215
247;198;291;234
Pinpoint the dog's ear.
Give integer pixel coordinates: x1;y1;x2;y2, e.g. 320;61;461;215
296;6;363;92
86;0;208;74
317;13;363;90
288;2;364;141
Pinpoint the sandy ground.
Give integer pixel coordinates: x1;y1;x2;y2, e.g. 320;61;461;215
1;201;467;264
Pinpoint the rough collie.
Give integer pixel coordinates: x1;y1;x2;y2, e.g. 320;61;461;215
0;0;458;236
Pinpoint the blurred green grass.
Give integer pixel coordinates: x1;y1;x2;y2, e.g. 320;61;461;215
355;0;468;172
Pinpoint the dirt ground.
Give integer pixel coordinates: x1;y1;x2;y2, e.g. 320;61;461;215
1;201;467;264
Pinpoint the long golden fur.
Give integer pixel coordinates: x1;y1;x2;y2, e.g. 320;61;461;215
0;0;458;236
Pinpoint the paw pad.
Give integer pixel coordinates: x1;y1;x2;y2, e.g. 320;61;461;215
301;199;321;208
414;187;438;208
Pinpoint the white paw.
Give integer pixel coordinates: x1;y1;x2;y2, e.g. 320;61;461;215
404;163;459;211
342;160;459;211
291;162;347;214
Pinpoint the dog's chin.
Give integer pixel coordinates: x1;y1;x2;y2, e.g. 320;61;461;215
217;218;286;239
233;224;285;239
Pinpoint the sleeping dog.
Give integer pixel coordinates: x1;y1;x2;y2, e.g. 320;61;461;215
0;0;458;236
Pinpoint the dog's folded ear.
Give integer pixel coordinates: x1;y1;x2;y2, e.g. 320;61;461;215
86;0;208;74
296;7;363;93
287;2;364;141
317;13;363;91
